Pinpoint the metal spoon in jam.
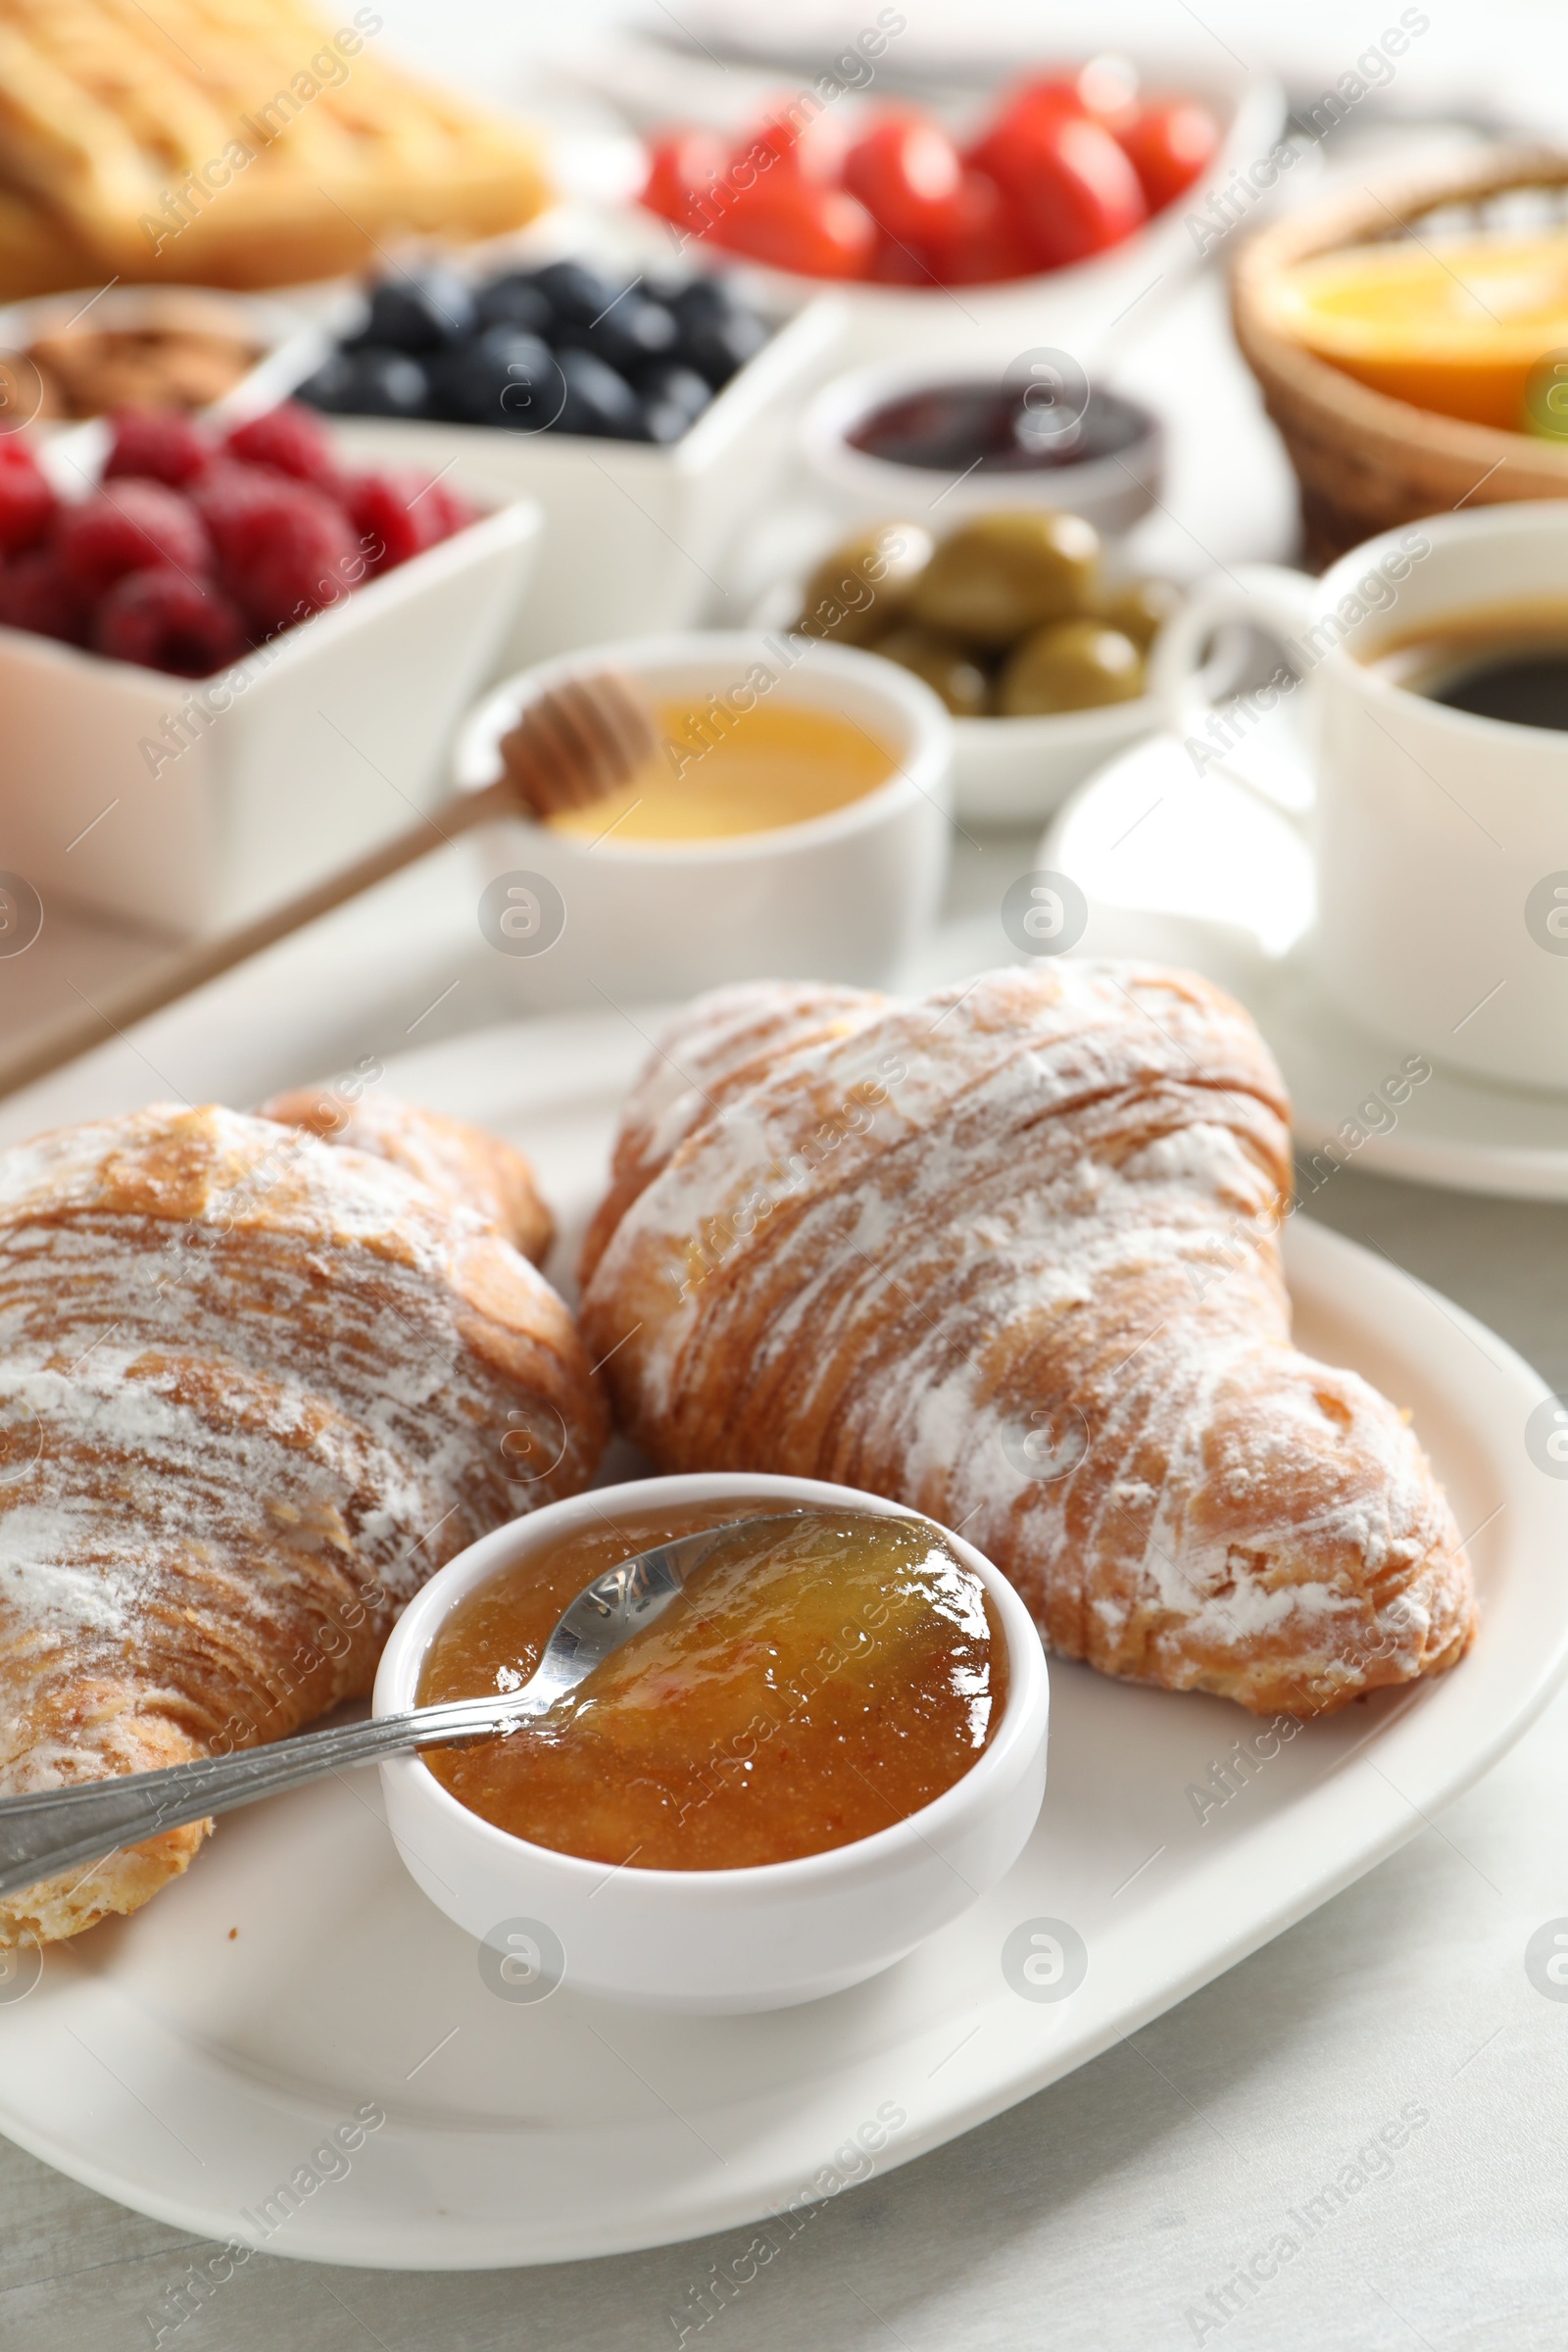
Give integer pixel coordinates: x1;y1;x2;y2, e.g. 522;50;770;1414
0;1512;810;1899
0;1508;1006;1898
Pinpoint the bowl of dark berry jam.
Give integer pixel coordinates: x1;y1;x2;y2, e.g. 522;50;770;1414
802;357;1162;537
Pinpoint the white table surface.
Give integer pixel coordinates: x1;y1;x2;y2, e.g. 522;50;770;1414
7;14;1568;2345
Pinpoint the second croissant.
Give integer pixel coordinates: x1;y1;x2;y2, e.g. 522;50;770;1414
579;962;1476;1719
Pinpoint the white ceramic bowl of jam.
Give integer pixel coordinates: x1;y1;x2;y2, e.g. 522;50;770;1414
373;1475;1050;2014
800;356;1164;540
452;630;953;1008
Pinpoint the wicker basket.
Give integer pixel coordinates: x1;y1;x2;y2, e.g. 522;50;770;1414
1232;146;1568;567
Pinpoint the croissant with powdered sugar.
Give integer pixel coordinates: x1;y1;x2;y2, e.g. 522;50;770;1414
261;1085;556;1266
579;965;1475;1717
0;1101;605;1946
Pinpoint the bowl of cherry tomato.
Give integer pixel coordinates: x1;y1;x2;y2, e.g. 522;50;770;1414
639;54;1283;360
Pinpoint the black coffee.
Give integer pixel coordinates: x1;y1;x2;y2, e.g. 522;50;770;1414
1427;651;1568;730
1365;598;1568;732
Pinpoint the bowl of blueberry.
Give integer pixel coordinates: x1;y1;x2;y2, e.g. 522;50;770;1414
296;257;775;444
277;253;845;662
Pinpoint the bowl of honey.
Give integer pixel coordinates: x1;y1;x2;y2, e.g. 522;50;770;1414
373;1474;1050;2013
452;632;953;1008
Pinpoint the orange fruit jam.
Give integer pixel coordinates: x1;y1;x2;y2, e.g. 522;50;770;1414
417;1502;1008;1872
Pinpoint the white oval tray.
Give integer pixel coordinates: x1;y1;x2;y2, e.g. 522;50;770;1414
0;1011;1563;2268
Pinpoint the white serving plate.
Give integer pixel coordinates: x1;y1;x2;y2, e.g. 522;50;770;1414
0;1008;1563;2268
1043;731;1568;1200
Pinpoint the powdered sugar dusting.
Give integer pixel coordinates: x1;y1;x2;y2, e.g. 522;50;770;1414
0;1102;605;1941
581;964;1475;1715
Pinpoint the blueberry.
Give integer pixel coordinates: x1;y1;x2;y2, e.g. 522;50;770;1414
680;311;770;389
427;328;563;429
637;399;694;445
531;260;628;327
474;272;555;337
634;360;711;422
297;345;429;417
671;275;741;332
496;344;569;435
623;300;679;359
553;348;640;436
557;297;678;375
641;272;692;310
351;268;477;354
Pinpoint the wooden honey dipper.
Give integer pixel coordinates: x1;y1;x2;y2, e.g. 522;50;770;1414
0;670;659;1102
491;669;659;819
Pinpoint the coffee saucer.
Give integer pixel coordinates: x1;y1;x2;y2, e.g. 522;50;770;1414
1040;732;1568;1200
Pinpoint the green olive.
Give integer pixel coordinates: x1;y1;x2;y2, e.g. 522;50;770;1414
871;624;989;717
795;521;934;647
1097;576;1180;652
997;619;1146;716
910;511;1100;646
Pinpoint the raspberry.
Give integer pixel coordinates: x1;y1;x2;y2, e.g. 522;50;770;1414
0;549;87;644
344;468;473;573
194;462;319;570
91;565;248;676
421;479;479;539
191;461;364;634
234;497;361;636
0;439;57;555
223;402;340;490
56;478;212;599
105;407;212;488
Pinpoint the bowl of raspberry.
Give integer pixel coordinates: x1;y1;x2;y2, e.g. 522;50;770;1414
0;401;541;938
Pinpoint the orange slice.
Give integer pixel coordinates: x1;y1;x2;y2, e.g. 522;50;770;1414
1259;232;1568;431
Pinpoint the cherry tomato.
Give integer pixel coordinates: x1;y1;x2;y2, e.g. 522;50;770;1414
925;172;1035;284
742;103;845;182
870;234;942;285
1073;55;1142;132
969;108;1146;269
1117;98;1220;212
988;75;1082;122
967;99;1048;188
980;61;1139;139
641;129;729;234
713;180;877;278
843;115;964;245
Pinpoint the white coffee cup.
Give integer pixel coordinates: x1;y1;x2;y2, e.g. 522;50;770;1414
1150;503;1568;1093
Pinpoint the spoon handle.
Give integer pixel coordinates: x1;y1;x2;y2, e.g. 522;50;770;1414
0;1512;808;1910
0;1694;535;1905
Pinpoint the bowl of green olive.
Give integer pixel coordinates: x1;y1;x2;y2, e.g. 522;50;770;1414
787;511;1202;827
